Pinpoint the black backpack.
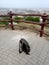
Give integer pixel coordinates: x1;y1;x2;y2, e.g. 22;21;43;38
19;38;30;55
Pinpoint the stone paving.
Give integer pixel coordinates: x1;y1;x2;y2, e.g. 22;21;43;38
0;30;49;65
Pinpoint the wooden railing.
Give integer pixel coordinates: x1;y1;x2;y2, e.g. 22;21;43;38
0;11;49;37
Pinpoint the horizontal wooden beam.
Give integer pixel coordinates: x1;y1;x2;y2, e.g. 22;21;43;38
0;15;9;17
0;20;10;22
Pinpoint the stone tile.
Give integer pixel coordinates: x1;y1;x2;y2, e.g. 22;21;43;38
0;30;49;65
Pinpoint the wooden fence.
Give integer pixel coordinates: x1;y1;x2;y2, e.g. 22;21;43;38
0;11;49;37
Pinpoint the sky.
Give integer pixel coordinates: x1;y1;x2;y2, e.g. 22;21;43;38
0;0;49;9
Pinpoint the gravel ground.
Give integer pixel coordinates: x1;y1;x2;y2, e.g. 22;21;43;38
0;30;49;65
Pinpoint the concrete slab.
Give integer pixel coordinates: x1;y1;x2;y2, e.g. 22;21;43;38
0;30;49;65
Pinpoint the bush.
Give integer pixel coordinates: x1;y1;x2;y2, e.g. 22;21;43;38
25;16;33;21
25;16;40;22
33;17;40;22
0;21;8;25
0;17;9;25
14;16;23;20
14;16;40;22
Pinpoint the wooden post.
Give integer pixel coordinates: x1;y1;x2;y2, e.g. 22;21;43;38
40;13;47;37
9;11;14;30
40;22;45;37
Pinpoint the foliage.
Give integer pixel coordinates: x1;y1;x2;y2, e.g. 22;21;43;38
14;16;23;20
33;17;40;22
25;16;33;21
0;16;40;26
0;17;9;25
0;21;8;25
25;16;40;22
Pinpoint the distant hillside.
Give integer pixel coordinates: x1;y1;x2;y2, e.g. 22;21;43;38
0;8;49;15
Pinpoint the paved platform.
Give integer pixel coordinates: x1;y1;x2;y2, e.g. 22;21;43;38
0;30;49;65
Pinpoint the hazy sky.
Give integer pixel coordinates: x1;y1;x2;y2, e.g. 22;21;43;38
0;0;49;8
